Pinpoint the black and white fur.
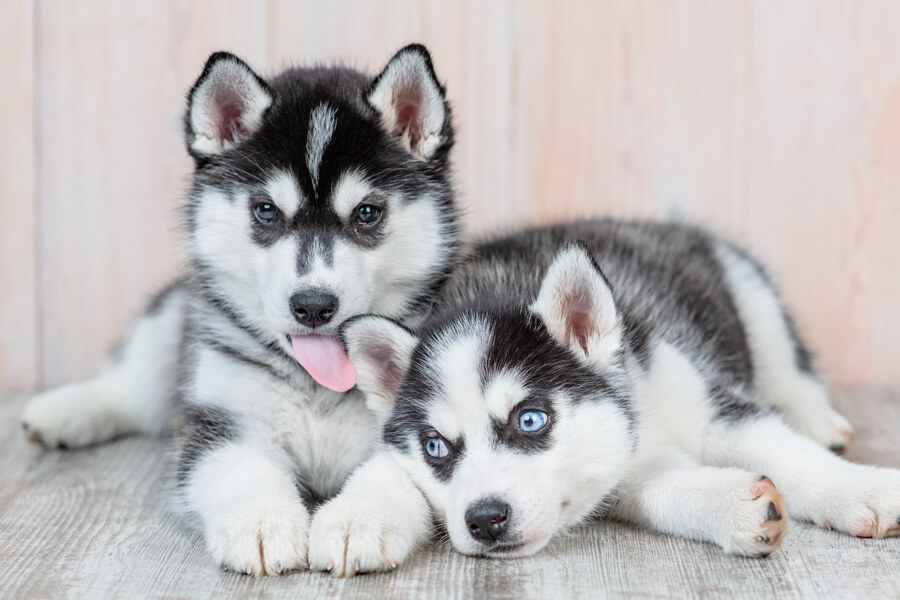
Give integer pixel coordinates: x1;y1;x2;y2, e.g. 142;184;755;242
21;45;460;576
317;220;899;576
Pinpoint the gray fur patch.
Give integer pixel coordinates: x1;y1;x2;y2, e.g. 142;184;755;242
176;404;239;486
430;220;764;420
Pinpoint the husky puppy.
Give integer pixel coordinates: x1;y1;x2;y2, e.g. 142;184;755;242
311;220;900;576
22;44;459;575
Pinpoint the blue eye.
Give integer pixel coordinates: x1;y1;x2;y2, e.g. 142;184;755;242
253;202;280;225
355;204;383;227
424;436;449;459
519;410;548;432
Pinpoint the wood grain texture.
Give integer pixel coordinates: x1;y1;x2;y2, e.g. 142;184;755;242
0;0;37;391
3;0;899;392
742;0;900;388
1;389;899;599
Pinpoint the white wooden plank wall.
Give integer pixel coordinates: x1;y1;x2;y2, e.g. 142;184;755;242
0;0;37;392
1;0;898;393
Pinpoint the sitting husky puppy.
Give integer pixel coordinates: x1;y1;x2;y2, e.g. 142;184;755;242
22;45;459;575
310;220;899;576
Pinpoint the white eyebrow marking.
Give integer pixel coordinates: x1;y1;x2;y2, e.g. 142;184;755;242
428;318;492;439
306;103;337;193
264;169;302;219
331;169;373;219
484;371;528;421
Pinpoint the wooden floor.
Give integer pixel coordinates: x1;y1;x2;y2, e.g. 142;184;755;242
1;390;899;600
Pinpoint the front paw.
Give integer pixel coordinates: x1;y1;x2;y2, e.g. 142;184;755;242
207;501;310;576
723;475;790;557
308;497;420;577
817;468;900;539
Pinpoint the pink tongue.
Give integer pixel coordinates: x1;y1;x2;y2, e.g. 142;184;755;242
290;335;357;392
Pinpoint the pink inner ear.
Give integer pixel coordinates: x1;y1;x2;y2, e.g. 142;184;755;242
390;83;425;149
369;343;405;396
214;96;248;144
561;290;597;354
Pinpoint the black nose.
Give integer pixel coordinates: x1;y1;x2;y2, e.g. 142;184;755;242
289;291;338;328
465;498;511;543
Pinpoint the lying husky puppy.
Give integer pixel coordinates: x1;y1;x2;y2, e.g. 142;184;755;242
22;44;459;575
311;220;898;575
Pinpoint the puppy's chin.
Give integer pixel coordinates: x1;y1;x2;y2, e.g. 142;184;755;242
450;531;555;559
484;536;553;558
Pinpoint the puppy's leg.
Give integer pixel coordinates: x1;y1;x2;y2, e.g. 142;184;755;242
765;376;853;455
22;282;186;449
308;453;432;577
716;243;853;452
613;447;788;556
179;434;309;576
705;414;900;538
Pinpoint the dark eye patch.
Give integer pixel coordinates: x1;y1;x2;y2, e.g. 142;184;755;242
347;194;388;249
419;429;465;482
492;396;556;453
248;193;291;246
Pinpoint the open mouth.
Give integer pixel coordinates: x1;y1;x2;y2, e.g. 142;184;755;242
286;333;357;392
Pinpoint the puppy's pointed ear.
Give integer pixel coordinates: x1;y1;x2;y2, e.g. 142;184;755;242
367;44;450;160
341;316;419;415
531;242;622;366
185;52;273;158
